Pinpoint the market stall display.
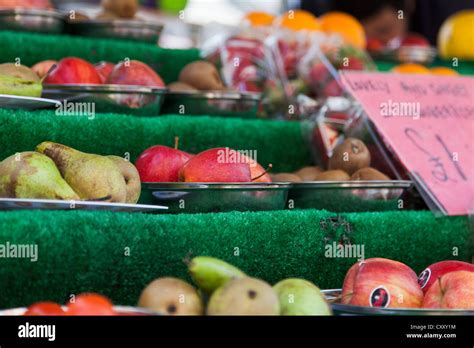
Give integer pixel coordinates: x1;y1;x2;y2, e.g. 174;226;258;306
0;3;472;330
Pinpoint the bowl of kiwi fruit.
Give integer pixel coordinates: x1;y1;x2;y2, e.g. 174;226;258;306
161;61;262;118
0;8;66;34
65;0;164;43
273;138;413;212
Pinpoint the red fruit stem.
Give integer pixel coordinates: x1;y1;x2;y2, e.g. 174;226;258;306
251;164;273;182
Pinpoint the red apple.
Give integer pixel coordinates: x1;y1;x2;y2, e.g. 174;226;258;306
135;144;193;182
0;0;52;9
341;258;423;308
339;56;365;71
323;79;344;97
179;148;252;183
106;60;165;88
401;33;430;47
309;63;330;83
95;61;115;84
44;57;102;85
236;80;262;93
366;37;384;52
418;260;474;294
239;154;271;183
31;60;57;79
422;271;474;309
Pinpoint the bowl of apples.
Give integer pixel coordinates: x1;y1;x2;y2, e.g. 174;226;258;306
324;258;474;315
137;141;291;213
41;57;167;115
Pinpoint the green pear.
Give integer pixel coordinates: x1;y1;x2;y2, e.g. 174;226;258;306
273;278;332;315
0;63;42;98
0;152;79;200
107;156;141;203
188;256;246;294
36;142;128;203
207;277;280;315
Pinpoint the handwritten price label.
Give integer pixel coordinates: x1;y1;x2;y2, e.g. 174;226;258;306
341;71;473;216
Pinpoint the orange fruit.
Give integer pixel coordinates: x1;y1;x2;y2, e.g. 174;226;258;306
274;10;321;31
243;11;275;27
392;63;431;74
320;12;366;49
430;67;459;75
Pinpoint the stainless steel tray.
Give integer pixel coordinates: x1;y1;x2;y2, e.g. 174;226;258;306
288;180;413;212
370;46;437;64
323;289;474;316
0;8;65;33
141;182;290;213
42;84;167;116
0;198;167;213
0;306;160;316
67;19;163;43
0;94;61;110
161;91;262;118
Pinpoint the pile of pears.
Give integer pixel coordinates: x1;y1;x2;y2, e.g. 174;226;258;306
0;63;43;98
138;256;332;315
0;142;141;203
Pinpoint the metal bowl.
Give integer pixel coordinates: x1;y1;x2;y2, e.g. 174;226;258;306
42;84;167;116
0;197;168;213
0;94;61;110
370;46;437;65
141;182;291;213
323;289;474;316
67;19;163;43
0;306;160;316
161;91;262;118
0;8;65;34
288;180;413;212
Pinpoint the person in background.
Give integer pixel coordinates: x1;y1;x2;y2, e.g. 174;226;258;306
301;0;474;45
331;0;409;45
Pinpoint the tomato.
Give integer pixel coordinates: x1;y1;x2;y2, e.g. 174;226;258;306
66;293;116;316
25;302;64;316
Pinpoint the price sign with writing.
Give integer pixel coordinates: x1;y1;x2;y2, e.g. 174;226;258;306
340;71;473;216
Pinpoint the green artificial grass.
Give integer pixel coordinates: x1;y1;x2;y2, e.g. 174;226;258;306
0;109;312;173
0;31;200;83
0;209;470;308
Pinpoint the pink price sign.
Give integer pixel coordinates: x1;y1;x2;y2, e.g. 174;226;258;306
340;71;474;216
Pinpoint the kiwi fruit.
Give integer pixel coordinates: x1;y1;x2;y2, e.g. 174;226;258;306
179;61;225;91
69;12;90;21
207;277;280;315
315;170;350;181
102;0;138;19
96;11;120;20
351;167;390;181
168;81;198;92
271;173;302;182
328;138;371;175
294;166;322;181
138;277;204;315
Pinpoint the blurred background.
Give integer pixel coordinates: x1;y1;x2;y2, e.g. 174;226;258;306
48;0;474;48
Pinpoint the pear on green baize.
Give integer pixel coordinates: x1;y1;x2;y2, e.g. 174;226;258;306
187;256;246;294
36;142;139;203
0;152;79;200
273;278;333;315
0;63;42;98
